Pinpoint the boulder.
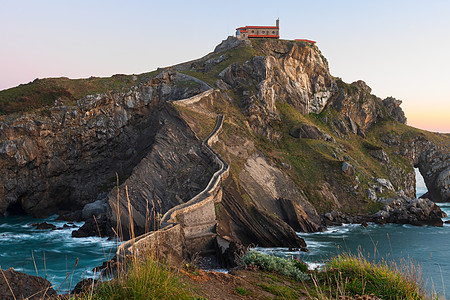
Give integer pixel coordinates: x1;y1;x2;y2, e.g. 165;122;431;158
0;268;56;300
71;278;98;295
31;222;56;230
289;124;324;140
81;199;107;220
342;162;355;176
72;215;114;238
367;188;377;201
376;178;394;191
371;196;446;226
370;149;390;164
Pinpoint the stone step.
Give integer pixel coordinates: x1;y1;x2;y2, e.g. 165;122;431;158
183;221;216;238
185;232;216;255
185;231;216;240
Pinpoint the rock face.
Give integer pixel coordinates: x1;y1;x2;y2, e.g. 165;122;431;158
0;268;56;300
372;197;447;226
385;133;450;202
219;40;333;141
217;177;307;249
239;153;321;233
0;73;210;218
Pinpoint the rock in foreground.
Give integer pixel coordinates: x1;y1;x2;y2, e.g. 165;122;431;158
0;268;56;300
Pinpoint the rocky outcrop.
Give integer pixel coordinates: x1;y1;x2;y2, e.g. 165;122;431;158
289;124;324;140
372;197;447;226
382;133;450;202
219;40;333;141
214;36;248;54
238;152;320;233
0;73;210;218
329;80;409;135
217;176;307;249
0;268;56;300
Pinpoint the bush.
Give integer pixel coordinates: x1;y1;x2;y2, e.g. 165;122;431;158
293;258;309;273
242;251;309;281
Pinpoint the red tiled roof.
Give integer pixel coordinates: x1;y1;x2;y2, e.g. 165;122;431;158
295;39;316;44
237;26;279;30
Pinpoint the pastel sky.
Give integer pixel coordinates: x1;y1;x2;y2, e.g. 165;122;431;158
1;0;449;132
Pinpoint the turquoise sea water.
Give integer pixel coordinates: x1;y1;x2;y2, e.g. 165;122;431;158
0;215;117;293
0;169;446;295
256;169;449;296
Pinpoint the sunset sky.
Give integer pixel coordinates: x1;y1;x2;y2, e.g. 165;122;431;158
1;0;449;132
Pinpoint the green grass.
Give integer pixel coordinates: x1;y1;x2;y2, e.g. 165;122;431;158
257;282;300;299
87;257;195;300
180;44;257;88
243;252;431;300
235;286;251;296
317;254;427;300
0;71;160;115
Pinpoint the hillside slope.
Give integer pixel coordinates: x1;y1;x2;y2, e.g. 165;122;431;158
0;37;449;250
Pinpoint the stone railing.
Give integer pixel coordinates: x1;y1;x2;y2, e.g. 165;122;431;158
117;112;229;261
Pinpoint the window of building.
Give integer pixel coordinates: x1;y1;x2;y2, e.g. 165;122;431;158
272;31;275;34
262;31;265;34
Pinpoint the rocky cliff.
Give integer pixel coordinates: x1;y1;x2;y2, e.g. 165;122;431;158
0;73;213;222
0;37;449;252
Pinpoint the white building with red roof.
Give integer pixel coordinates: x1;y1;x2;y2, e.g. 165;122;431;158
236;19;279;40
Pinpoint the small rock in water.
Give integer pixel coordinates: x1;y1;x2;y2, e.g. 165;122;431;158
31;222;56;230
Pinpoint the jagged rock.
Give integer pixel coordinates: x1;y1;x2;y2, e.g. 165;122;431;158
383;97;407;124
238;153;321;233
216;236;248;268
219;40;333;141
71;278;98;295
0;74;209;218
289;124;324;140
368;188;377;201
370;149;390;163
372;197;446;226
342;162;355;175
376;178;394;191
330;80;385;132
214;36;246;53
334;118;349;135
72;215;114;238
217;177;307;248
0;268;56;299
31;222;56;230
81;199;107;220
347;116;358;134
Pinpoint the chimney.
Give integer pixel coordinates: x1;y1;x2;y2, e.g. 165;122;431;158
276;18;279;27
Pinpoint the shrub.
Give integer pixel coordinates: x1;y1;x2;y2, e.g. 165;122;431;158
242;251;309;281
